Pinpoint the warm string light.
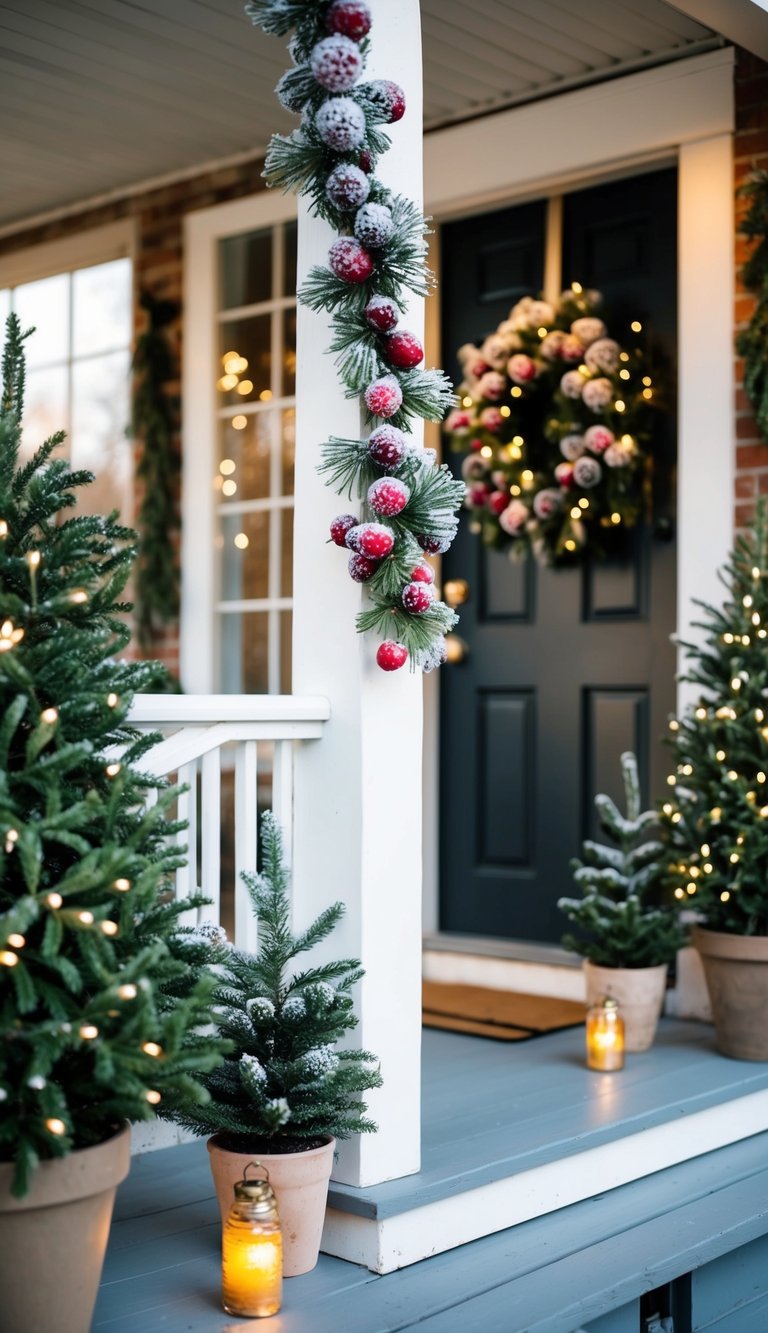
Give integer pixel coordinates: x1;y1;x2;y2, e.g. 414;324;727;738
117;983;138;1000
46;892;63;909
40;707;58;725
142;1042;162;1058
46;1118;66;1136
113;878;131;892
105;763;122;778
0;950;19;967
107;693;119;708
0;520;7;539
6;933;25;948
4;828;19;853
0;619;24;652
145;1089;162;1105
79;1024;99;1041
69;589;88;605
100;921;118;937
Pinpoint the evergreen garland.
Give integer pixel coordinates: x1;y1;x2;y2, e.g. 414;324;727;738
559;752;683;968
166;812;381;1147
131;291;181;650
662;499;768;935
0;316;225;1195
248;0;462;672
737;171;768;444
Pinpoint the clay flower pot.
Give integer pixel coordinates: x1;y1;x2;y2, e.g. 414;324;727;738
208;1133;335;1276
693;925;768;1061
0;1122;131;1333
583;960;668;1052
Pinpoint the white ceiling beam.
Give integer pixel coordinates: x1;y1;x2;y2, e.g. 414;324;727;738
665;0;768;60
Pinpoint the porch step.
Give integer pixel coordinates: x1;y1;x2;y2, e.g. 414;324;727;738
323;1020;768;1272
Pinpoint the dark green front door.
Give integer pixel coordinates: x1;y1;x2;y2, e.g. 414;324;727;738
439;168;677;945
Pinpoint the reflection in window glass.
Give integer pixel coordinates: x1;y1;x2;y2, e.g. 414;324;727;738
23;366;69;463
220;510;270;602
73;260;131;358
218;315;271;404
14;275;69;368
71;351;132;516
0;290;10;327
218;411;272;502
219;611;269;694
219;230;272;310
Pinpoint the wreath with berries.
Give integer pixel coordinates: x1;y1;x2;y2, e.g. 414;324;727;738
445;286;661;565
248;0;463;672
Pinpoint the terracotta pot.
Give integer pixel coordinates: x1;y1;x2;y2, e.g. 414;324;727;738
693;925;768;1061
0;1122;131;1333
208;1134;335;1276
583;960;668;1052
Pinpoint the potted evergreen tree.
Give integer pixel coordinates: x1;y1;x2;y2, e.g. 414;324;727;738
663;501;768;1060
0;317;224;1333
559;752;683;1051
166;810;382;1276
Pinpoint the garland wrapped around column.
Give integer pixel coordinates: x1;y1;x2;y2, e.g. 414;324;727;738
738;170;768;443
247;0;463;672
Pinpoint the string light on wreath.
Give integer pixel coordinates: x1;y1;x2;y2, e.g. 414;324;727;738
446;286;662;565
248;0;462;671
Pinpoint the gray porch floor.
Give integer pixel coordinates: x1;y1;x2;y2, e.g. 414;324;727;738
94;1023;768;1333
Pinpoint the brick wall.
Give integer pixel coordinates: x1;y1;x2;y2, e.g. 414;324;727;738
0;156;267;677
734;49;768;529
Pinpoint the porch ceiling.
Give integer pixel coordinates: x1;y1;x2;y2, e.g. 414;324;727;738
0;0;720;233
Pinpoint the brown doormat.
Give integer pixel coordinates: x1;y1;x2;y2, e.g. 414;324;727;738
423;980;586;1042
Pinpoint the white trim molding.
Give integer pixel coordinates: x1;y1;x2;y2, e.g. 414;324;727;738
0;219;135;288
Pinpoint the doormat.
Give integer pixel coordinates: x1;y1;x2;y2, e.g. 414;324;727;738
423;981;585;1041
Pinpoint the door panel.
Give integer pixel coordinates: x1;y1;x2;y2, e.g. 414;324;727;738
439;169;677;945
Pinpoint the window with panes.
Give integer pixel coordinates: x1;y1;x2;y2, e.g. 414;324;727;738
214;221;297;695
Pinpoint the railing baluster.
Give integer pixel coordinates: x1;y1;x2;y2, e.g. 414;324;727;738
200;748;221;927
175;761;198;927
234;740;259;952
272;739;294;869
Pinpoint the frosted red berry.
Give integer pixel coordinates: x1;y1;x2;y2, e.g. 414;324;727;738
316;97;366;151
367;79;406;123
418;533;452;555
359;149;373;173
348;552;378;582
368;477;410;517
385;330;424;369
364;374;403;418
325;0;372;40
357;523;394;559
355;202;394;248
410;563;435;584
310;36;363;92
330;513;359;546
344;523;365;551
402;581;435;614
376;640;408;672
368;424;407;470
329;237;374;284
326;163;370;211
364;295;400;333
488;490;509;515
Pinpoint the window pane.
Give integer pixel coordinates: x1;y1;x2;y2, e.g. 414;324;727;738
218;315;271;404
283;222;297;296
219;230;272;310
219;510;269;602
281;408;295;496
73;258;132;358
70;350;132;519
280;610;292;694
23;365;68;461
14;274;69;369
0;290;10;328
218;411;272;502
280;506;293;599
283;309;297;397
219;611;269;693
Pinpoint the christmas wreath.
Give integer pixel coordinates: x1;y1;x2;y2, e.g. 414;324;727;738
248;0;463;672
445;286;660;564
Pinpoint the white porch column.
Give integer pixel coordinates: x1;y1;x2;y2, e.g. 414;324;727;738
291;0;424;1186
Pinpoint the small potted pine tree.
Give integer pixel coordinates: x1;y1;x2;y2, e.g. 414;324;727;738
0;316;225;1333
559;752;683;1051
167;811;382;1276
663;500;768;1060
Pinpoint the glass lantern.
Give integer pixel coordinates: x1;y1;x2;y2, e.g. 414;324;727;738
585;996;625;1071
222;1162;283;1318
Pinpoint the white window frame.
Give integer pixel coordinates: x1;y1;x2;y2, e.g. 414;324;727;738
183;192;298;694
421;46;736;937
0;221;135;291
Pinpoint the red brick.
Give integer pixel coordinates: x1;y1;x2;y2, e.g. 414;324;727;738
737;413;761;440
736;472;758;499
738;443;768;469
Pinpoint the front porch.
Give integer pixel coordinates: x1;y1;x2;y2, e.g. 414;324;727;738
96;1023;768;1331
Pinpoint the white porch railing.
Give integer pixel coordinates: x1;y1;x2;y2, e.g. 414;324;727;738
128;695;330;950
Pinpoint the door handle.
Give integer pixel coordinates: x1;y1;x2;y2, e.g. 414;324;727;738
443;578;470;607
445;634;469;664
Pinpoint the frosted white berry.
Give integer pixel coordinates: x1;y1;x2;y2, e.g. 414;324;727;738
354;202;395;248
326;163;370;210
315;97;366;150
310;35;363;92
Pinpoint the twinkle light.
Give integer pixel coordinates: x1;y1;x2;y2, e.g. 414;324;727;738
614;400;626;412
662;802;673;815
142;1042;162;1058
234;533;249;550
695;707;708;720
619;352;629;362
0;950;18;967
521;469;534;484
462;396;473;407
217;374;238;392
674;887;685;899
79;1024;99;1040
686;883;697;894
716;707;731;720
666;774;676;786
220;459;236;476
26;550;41;570
720;891;731;902
571;282;583;294
727;770;739;781
671;812;682;823
723;633;734;644
510;485;521;496
711;807;723;820
744;594;754;608
631;320;642;332
761;725;768;742
46;892;63;909
642;389;653;400
222;480;238;497
579;497;589;510
737;834;745;845
761;805;768;819
105;763;121;778
107;693;119;708
564;539;577;552
499;406;511;418
480;446;493;459
113;878;131;892
730;852;740;863
610;512;621;525
0;620;24;652
701;843;711;856
732;677;742;691
221;350;237;364
232;415;247;431
117;983;138;1000
753;566;762;579
689;866;700;879
40;707;58;724
511;386;522;398
46;1118;66;1136
145;1089;162;1105
680;763;693;776
703;862;713;873
753;613;761;626
619;369;630;380
0;520;7;538
7;933;25;948
236;380;254;396
570;506;582;520
537;326;548;338
4;828;18;853
78;911;94;925
642;376;652;387
510;445;522;460
69;589;88;604
513;435;524;446
100;921;118;937
716;750;726;762
669;719;680;732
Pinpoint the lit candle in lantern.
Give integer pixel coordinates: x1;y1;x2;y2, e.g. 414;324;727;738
586;996;625;1071
221;1162;282;1318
